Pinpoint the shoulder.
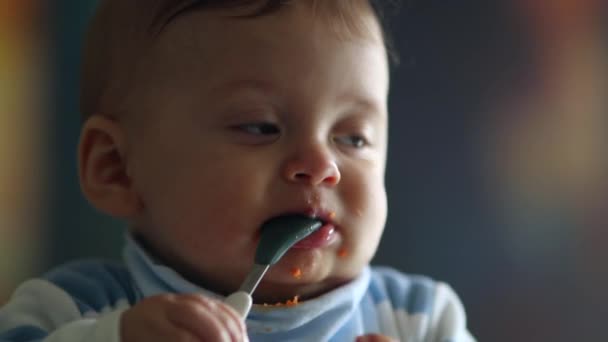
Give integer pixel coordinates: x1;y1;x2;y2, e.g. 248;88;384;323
368;266;476;341
368;266;437;315
42;259;139;313
0;259;136;337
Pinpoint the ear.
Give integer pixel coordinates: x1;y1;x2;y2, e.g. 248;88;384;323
78;115;142;218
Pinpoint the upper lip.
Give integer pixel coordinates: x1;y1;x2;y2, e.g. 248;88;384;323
271;207;337;226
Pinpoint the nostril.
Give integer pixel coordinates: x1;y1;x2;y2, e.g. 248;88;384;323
294;173;310;181
324;175;339;185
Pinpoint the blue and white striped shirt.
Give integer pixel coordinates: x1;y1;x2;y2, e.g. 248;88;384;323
0;237;475;341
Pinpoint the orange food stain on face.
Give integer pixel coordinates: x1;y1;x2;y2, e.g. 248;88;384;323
290;267;302;279
328;211;336;219
285;296;299;306
262;295;300;307
337;247;348;258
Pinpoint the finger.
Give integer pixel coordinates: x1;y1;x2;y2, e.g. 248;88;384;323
165;295;228;341
212;299;249;338
190;295;247;342
166;295;243;342
121;297;200;342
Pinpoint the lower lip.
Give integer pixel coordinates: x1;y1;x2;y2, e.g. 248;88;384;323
291;223;337;249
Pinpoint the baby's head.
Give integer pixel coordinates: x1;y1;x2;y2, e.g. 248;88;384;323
78;0;391;303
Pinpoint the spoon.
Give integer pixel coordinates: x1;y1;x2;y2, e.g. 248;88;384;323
224;214;323;317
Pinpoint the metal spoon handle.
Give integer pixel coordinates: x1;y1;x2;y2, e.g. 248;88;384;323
238;264;270;294
224;264;269;318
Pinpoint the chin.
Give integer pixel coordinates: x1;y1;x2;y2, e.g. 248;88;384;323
257;266;357;303
253;276;347;304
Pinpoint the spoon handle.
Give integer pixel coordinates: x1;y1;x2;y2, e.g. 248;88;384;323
224;263;269;318
224;215;322;318
224;290;252;318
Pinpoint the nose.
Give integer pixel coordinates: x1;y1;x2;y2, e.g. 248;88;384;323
282;144;341;187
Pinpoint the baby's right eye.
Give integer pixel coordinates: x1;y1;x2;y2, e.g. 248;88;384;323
234;122;280;135
229;122;281;145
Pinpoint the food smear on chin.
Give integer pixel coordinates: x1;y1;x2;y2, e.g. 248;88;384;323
290;267;302;279
337;247;348;258
263;295;300;307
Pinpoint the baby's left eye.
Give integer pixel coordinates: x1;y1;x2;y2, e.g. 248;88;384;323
334;135;369;148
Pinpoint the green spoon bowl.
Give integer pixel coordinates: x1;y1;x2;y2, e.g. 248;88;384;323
255;214;324;265
224;214;323;317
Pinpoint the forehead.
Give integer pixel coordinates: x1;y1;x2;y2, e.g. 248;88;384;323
81;0;391;118
161;4;384;64
130;3;389;110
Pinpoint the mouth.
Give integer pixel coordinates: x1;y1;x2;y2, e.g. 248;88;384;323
291;222;336;249
277;208;338;249
258;201;340;251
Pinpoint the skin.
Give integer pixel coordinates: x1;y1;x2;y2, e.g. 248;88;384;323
79;2;390;341
120;294;248;342
356;335;398;342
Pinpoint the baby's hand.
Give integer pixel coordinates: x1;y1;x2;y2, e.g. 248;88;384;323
356;334;398;342
121;293;248;342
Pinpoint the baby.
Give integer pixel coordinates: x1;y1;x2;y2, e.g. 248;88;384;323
0;0;475;341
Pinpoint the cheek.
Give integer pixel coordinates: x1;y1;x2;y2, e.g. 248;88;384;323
340;170;387;248
135;170;261;271
341;166;387;222
359;185;387;253
332;176;386;278
135;151;270;243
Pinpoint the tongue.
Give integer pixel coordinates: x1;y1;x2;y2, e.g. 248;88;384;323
291;223;335;249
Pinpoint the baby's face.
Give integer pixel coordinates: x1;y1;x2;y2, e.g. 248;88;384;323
122;3;389;302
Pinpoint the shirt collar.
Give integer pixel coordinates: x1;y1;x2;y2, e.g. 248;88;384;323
123;234;371;337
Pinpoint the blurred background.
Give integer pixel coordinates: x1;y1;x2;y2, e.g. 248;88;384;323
0;0;606;341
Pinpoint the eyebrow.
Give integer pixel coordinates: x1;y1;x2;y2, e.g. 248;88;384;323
209;78;387;118
208;79;278;97
328;87;388;123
